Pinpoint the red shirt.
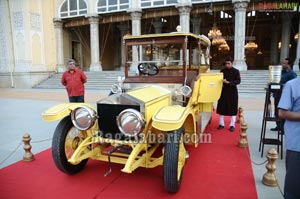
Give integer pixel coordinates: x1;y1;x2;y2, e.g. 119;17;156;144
61;68;87;97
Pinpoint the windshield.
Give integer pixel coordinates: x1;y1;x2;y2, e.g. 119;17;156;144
124;34;210;84
126;42;207;77
127;43;182;73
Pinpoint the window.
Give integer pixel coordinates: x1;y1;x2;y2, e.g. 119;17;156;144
141;0;176;9
97;0;129;13
60;0;87;19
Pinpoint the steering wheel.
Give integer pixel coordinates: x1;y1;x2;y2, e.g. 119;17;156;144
138;63;159;76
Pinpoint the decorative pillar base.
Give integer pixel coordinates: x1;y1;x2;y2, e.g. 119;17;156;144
56;64;65;73
89;63;102;71
233;60;248;71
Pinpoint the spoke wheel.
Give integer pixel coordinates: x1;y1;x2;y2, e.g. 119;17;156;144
137;63;149;75
138;63;159;76
163;127;185;193
52;116;88;174
147;64;159;76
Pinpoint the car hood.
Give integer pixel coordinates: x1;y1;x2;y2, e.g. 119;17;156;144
126;85;171;103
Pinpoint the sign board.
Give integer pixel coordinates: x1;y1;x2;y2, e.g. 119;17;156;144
258;2;300;12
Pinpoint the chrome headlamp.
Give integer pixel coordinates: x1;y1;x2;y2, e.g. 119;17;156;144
71;106;97;130
111;76;125;94
111;83;122;94
179;85;192;97
116;109;145;137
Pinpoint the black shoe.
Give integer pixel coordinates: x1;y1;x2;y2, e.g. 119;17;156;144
229;126;235;132
270;126;280;131
217;125;224;130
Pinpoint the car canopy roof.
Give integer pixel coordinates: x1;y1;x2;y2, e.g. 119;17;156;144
123;32;211;47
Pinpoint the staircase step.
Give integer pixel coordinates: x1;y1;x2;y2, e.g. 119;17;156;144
34;70;280;94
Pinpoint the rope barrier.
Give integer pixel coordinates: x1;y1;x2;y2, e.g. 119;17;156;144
273;173;284;197
0;137;52;166
0;142;22;166
31;138;52;143
241;135;284;198
239;107;284;198
244;147;268;166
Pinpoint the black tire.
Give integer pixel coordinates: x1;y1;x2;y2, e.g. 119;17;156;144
52;115;88;174
163;127;185;193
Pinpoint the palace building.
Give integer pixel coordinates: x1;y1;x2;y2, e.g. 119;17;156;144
0;0;299;87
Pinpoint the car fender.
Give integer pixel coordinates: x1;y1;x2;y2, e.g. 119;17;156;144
42;103;95;122
152;105;195;132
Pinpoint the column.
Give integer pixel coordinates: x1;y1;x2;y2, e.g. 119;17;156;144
191;15;201;35
176;3;192;66
176;4;192;33
152;18;164;65
232;0;249;71
280;13;291;63
293;17;300;70
117;23;129;71
88;15;102;71
191;15;201;65
113;26;119;70
152;18;163;34
130;11;142;72
53;18;65;72
270;22;279;65
131;11;141;36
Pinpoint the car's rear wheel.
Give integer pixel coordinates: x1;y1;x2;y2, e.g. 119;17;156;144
163;127;185;193
52;116;88;174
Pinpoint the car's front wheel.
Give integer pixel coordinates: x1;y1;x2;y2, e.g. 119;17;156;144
163;127;185;193
52;116;88;174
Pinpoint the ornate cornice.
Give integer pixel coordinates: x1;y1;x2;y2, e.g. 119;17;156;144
53;18;63;28
177;5;192;15
88;15;100;24
233;1;249;12
130;11;142;20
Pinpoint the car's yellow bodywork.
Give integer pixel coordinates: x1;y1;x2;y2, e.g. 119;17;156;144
126;86;171;123
42;103;95;122
42;32;224;193
153;105;195;131
42;72;223;171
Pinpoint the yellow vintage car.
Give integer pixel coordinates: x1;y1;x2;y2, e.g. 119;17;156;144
42;32;223;193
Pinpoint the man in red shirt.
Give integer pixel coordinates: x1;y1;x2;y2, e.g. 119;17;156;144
61;59;87;102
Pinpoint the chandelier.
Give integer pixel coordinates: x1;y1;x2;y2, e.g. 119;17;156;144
218;42;230;51
278;41;292;49
212;36;226;46
244;41;258;50
208;24;222;39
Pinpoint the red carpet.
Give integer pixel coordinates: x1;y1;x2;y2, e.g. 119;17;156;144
0;113;257;199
